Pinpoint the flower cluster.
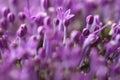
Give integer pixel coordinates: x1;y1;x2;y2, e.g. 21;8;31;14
0;0;120;80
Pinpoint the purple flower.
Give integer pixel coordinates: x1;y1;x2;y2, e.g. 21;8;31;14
0;0;120;80
57;7;74;22
17;24;27;38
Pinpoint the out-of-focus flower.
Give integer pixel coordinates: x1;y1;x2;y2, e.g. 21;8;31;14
0;0;120;80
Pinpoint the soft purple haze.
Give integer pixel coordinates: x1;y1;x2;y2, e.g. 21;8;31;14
0;0;120;80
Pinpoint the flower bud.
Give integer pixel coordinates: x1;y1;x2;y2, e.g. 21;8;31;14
44;16;51;26
17;24;27;37
37;26;45;35
54;18;59;26
38;48;46;58
0;35;8;49
86;15;94;25
11;0;18;5
1;7;10;17
71;30;80;42
18;12;26;21
34;16;44;25
64;20;70;27
82;28;90;36
0;18;7;29
43;0;50;10
7;12;15;22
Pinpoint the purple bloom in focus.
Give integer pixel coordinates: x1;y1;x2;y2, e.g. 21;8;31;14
57;7;74;22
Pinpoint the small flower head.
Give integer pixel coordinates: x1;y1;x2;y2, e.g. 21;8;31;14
57;7;74;22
